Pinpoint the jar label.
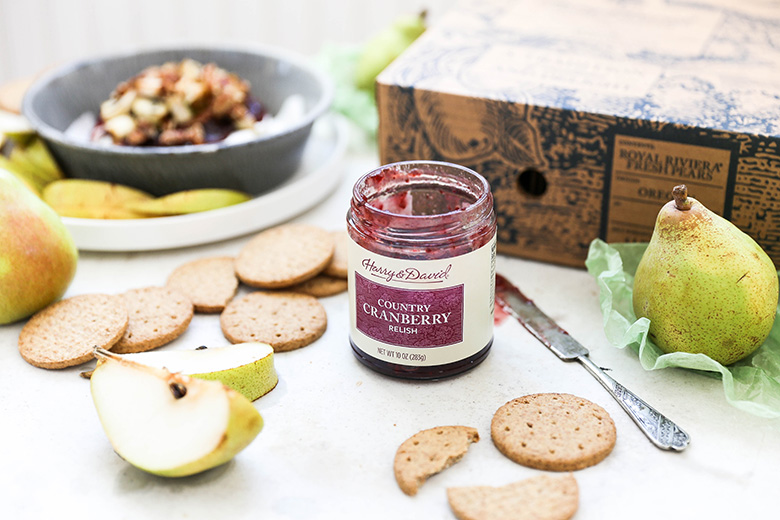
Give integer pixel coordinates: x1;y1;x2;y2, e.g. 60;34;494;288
354;273;464;347
348;235;496;367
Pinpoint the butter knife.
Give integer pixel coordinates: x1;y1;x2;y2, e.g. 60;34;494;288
495;274;690;452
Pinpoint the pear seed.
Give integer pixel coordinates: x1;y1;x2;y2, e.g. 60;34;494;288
169;382;187;399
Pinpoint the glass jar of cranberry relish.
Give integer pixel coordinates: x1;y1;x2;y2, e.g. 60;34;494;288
347;161;497;379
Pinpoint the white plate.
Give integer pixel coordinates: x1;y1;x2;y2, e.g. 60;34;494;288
65;114;348;252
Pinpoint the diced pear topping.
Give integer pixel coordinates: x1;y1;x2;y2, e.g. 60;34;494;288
167;95;193;124
100;90;137;121
94;59;261;146
136;74;164;97
175;78;209;105
131;97;168;123
179;59;203;80
103;114;137;139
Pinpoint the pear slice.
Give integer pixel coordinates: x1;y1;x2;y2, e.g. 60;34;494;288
0;109;34;139
9;137;64;185
0;157;43;195
42;179;153;219
126;189;252;216
0;137;64;195
122;342;278;401
90;349;263;477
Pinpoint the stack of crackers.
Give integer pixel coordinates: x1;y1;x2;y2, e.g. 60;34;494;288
18;223;348;370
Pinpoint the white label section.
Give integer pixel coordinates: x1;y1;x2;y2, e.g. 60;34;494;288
348;235;496;367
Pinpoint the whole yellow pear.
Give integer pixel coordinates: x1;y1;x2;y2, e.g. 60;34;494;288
0;168;78;324
633;185;779;365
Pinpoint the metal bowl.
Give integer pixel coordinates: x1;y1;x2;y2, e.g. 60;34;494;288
22;46;332;196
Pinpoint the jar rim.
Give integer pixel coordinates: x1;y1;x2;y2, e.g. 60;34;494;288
351;160;492;222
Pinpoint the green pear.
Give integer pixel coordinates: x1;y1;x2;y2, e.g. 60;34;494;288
42;179;152;219
633;185;779;365
90;348;263;477
120;342;278;401
354;10;427;91
0;169;78;324
126;189;251;216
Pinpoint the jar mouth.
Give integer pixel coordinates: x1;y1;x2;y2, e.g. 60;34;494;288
351;160;492;223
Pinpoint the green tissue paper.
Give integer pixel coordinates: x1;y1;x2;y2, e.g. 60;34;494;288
585;239;780;418
314;44;378;139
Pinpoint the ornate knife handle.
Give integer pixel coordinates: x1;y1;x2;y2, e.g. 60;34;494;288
577;355;690;451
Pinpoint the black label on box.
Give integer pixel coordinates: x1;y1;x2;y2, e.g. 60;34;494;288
605;134;737;243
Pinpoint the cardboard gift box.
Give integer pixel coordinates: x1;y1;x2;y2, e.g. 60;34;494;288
376;0;780;268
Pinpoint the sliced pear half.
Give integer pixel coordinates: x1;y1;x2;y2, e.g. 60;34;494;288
90;349;263;477
126;189;252;216
123;342;278;401
42;179;152;219
0;110;34;139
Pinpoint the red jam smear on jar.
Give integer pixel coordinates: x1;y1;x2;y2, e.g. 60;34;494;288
347;161;497;380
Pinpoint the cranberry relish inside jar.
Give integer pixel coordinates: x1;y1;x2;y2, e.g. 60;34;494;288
347;161;497;379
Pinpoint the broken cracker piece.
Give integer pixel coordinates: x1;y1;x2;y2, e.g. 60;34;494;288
447;473;579;520
393;425;479;496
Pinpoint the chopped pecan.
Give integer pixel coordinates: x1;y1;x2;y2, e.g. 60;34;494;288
158;122;205;146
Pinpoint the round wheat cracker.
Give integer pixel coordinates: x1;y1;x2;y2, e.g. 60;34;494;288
288;274;348;298
18;294;128;369
112;286;194;354
166;256;238;313
235;224;335;288
0;76;33;113
220;291;327;352
323;230;348;279
491;393;616;471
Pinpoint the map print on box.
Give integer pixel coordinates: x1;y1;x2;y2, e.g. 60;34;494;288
377;0;780;267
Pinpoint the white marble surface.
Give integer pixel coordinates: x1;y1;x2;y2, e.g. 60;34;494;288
1;129;778;519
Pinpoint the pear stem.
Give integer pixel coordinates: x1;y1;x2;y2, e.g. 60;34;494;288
672;185;692;211
93;347;119;360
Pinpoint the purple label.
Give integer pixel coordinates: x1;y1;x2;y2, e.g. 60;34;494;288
354;273;464;348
